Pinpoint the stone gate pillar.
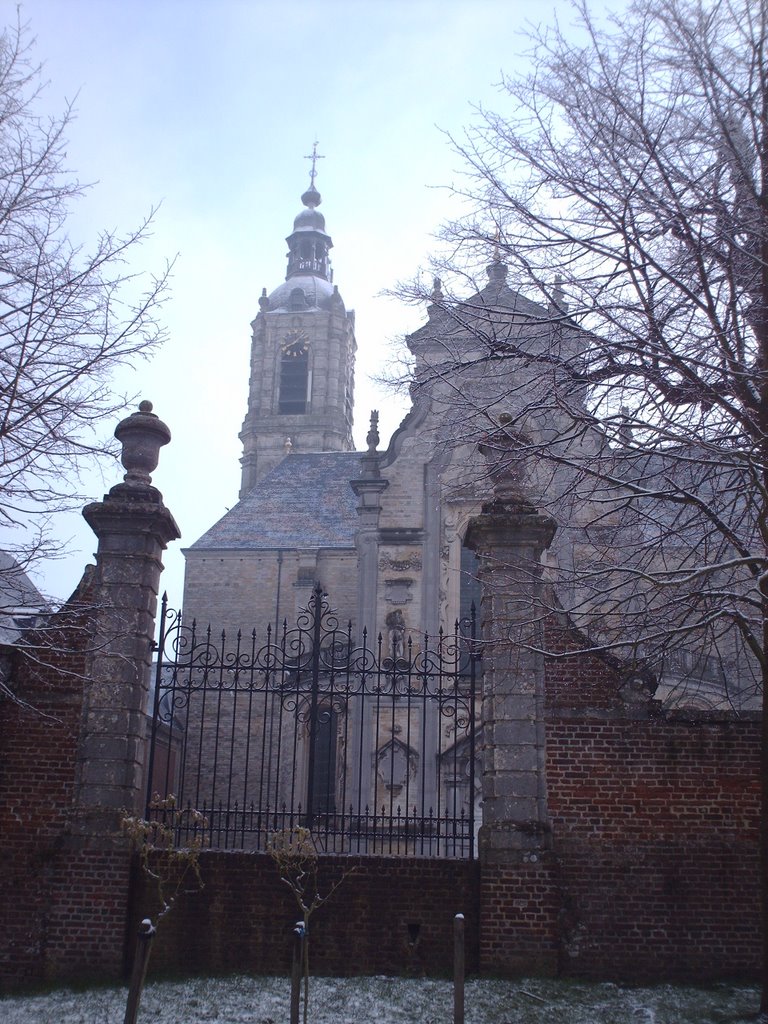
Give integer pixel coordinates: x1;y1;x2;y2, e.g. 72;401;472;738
464;492;555;858
464;433;558;973
77;401;180;831
30;401;183;985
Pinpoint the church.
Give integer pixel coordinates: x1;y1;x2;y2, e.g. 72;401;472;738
173;169;494;853
154;164;750;858
181;171;486;644
180;168;595;654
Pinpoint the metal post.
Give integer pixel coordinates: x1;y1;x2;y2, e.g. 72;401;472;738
144;593;168;818
290;921;305;1024
123;918;155;1024
468;602;477;860
304;584;324;825
453;913;465;1024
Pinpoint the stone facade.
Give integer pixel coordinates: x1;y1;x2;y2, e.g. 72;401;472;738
182;546;359;637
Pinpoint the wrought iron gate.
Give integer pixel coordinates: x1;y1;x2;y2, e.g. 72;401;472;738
146;585;479;858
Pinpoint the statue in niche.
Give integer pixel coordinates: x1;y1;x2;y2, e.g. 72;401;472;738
386;609;406;663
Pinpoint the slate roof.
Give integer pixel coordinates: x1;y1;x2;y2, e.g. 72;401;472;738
0;551;50;645
189;452;363;552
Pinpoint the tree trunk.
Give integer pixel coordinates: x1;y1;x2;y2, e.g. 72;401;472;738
123;919;155;1024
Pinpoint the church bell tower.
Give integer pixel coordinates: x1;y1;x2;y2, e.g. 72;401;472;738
239;155;356;495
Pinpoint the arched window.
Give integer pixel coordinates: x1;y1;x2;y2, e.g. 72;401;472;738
460;544;481;629
289;286;307;310
308;706;337;815
279;340;309;414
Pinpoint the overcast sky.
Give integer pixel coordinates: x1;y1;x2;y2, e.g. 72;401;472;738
13;0;595;608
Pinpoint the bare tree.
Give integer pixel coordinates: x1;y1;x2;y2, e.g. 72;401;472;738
0;17;170;583
268;827;354;1024
122;798;207;1024
396;0;768;1010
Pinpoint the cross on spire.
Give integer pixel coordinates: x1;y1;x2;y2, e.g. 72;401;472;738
304;140;325;187
491;211;502;261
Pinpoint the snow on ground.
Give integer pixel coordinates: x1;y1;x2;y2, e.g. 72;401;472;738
0;974;759;1023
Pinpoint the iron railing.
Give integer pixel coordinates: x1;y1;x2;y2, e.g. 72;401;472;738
146;585;479;858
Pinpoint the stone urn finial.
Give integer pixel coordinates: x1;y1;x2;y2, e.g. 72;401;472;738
114;400;172;487
478;416;534;511
366;410;380;453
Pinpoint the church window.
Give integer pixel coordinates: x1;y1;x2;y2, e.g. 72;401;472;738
279;341;309;414
309;706;337;814
289;287;307;310
460;544;481;631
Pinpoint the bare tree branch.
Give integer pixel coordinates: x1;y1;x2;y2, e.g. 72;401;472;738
391;0;768;1004
0;16;172;576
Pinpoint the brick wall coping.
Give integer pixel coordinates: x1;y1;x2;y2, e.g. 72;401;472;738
549;705;761;725
658;708;761;725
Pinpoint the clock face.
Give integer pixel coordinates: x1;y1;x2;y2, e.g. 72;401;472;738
282;329;309;352
284;331;309;348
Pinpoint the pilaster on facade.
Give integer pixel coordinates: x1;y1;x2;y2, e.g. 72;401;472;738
351;413;389;638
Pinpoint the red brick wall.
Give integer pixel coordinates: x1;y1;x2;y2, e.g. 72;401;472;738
134;705;761;983
547;716;760;840
479;856;560;975
515;616;762;978
543;618;629;709
0;575;134;991
454;617;761;980
1;626;85;987
543;713;761;979
39;846;133;981
131;852;480;978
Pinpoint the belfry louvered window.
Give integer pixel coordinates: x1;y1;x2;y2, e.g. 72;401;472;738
279;340;309;414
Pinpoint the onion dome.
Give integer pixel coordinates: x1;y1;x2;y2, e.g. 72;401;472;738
292;184;325;228
266;170;339;311
267;274;336;311
280;181;334;285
